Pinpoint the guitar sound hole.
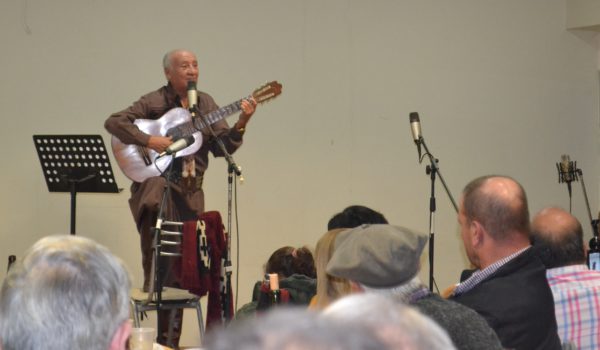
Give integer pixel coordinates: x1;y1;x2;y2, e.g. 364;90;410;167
166;128;181;140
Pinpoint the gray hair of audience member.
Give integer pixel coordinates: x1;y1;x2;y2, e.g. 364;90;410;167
0;235;131;350
204;307;388;350
323;293;456;350
462;175;530;241
531;206;586;268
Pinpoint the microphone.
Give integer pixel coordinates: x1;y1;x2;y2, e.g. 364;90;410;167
559;155;573;183
557;154;577;199
409;112;422;160
187;81;198;116
159;135;195;157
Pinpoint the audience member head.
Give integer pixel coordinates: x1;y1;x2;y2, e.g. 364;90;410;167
531;206;586;268
313;228;352;309
204;307;387;350
312;205;388;308
323;293;456;350
326;224;427;290
327;205;388;230
458;175;531;269
265;246;316;279
0;235;132;350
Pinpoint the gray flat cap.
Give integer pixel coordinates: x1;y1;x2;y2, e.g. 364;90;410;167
326;224;427;288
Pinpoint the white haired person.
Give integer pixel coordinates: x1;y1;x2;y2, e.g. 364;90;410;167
323;293;456;350
105;49;258;346
204;307;387;350
0;235;132;350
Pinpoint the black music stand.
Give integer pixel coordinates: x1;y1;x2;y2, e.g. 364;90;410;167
33;135;121;235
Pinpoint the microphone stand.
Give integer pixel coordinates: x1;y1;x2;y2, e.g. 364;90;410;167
418;137;458;292
219;151;241;322
557;158;599;268
574;168;595;235
576;168;600;270
573;168;600;270
222;161;239;322
152;156;176;335
193;106;241;322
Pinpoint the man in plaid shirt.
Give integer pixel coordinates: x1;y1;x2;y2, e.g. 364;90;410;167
532;206;600;350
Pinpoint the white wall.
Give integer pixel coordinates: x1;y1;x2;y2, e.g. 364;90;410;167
0;0;598;346
567;0;600;29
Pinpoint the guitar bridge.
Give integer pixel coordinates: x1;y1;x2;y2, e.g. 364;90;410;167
137;146;152;166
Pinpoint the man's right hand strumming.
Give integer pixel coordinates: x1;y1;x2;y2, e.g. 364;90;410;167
147;135;173;153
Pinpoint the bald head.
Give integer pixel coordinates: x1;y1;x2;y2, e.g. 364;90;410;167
531;207;585;268
461;175;530;241
532;207;581;241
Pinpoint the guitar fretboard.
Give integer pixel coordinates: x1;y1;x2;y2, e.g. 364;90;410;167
168;96;249;138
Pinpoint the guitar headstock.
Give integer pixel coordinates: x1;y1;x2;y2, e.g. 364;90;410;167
252;81;283;104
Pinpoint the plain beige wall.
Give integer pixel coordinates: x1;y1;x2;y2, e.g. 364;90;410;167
1;0;599;346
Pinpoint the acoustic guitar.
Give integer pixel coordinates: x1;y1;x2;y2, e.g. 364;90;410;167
111;81;282;182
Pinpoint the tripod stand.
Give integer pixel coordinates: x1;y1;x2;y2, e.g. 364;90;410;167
220;163;240;321
409;113;458;292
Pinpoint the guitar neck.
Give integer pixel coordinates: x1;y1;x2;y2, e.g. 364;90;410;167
193;97;248;130
170;97;247;138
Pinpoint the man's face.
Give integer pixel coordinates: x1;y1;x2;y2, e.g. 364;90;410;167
458;200;479;267
164;51;199;94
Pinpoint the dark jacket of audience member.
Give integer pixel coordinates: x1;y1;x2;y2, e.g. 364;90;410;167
450;175;561;350
451;248;557;349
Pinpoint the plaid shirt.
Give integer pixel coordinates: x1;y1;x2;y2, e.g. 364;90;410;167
547;265;600;350
453;246;530;296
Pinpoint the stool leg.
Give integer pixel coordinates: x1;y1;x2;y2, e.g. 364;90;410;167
131;300;141;327
195;301;205;342
167;308;176;348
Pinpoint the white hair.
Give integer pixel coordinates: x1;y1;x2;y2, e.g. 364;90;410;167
162;50;176;70
0;235;131;350
162;49;190;70
359;276;424;302
323;293;456;350
205;307;388;350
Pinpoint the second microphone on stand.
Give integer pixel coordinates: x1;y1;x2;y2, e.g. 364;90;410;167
159;136;196;157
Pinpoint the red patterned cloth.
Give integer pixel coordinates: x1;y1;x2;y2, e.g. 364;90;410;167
178;211;234;329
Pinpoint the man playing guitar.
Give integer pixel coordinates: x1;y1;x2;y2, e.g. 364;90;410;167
104;49;257;347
